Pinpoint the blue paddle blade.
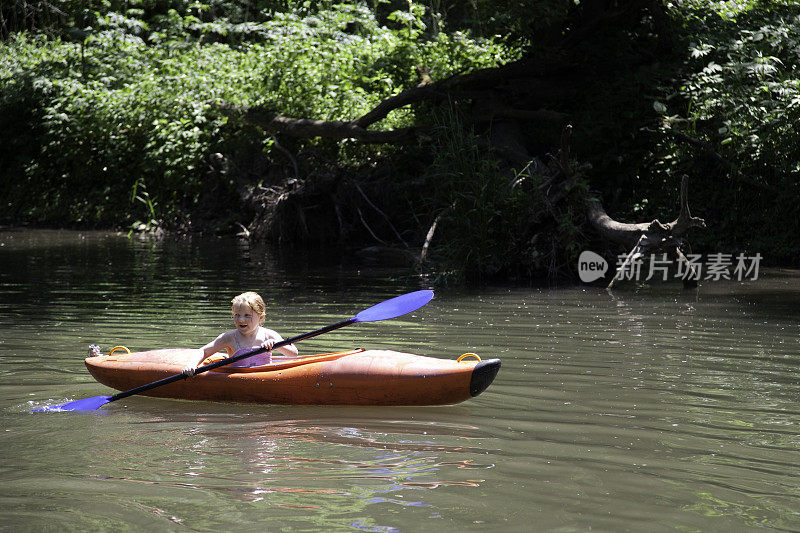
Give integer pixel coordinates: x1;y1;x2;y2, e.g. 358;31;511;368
354;289;434;323
32;395;112;412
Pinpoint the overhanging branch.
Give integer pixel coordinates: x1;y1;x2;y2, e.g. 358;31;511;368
219;54;569;145
238;107;416;143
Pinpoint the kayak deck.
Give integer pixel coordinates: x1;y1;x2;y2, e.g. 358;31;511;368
85;348;501;406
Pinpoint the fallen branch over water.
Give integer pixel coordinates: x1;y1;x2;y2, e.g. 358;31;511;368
588;175;706;289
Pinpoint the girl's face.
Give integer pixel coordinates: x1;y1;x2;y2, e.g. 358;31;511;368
232;303;262;336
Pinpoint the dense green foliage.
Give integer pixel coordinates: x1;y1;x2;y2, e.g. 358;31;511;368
536;0;800;267
0;1;508;230
650;0;800;260
0;33;258;228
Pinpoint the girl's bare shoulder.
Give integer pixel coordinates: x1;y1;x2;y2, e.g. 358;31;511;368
217;329;236;341
260;327;283;340
214;329;238;347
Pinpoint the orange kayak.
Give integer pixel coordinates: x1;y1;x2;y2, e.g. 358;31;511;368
84;348;501;406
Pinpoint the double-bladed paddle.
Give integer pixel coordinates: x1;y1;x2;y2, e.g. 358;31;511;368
35;289;434;412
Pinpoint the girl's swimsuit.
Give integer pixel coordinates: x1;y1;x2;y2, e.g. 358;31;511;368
227;328;291;368
228;347;271;368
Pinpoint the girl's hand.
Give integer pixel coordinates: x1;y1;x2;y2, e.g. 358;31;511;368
182;365;197;378
261;339;275;353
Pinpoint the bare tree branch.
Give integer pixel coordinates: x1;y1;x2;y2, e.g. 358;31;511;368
588;175;705;250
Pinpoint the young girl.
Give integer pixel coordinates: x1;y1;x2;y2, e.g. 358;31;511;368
183;291;298;376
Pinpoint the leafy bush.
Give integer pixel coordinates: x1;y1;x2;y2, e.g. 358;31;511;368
648;1;800;262
675;1;800;185
0;2;510;229
0;32;263;226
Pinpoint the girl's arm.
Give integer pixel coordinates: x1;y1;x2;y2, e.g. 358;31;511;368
275;341;298;358
183;332;230;376
265;329;299;358
200;332;230;360
198;331;231;363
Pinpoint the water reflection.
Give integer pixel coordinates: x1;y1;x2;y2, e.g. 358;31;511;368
37;402;495;532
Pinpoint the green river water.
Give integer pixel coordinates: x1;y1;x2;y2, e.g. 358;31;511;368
1;228;799;532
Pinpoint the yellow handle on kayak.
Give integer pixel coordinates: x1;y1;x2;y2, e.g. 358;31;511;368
108;345;131;355
457;353;481;362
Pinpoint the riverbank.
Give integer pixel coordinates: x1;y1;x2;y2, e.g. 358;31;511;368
2;2;799;282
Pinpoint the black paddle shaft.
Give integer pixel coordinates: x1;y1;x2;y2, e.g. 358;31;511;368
106;318;356;403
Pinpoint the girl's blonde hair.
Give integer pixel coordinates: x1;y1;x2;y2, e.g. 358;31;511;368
231;292;266;321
